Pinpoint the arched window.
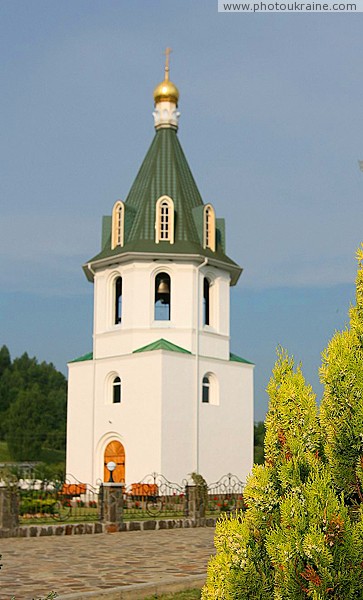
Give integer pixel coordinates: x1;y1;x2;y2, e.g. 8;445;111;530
203;277;210;326
203;204;216;252
202;372;219;405
111;201;125;249
155;272;171;321
114;277;122;324
155;196;174;244
113;377;121;404
202;375;210;403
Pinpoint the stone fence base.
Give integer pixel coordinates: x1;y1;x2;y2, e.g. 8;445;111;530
0;516;217;538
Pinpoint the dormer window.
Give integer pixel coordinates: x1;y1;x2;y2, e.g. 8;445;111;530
203;204;216;252
155;196;174;244
111;201;125;249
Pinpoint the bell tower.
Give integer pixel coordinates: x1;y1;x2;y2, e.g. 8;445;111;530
66;54;254;486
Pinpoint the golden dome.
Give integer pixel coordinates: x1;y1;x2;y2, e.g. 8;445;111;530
153;79;179;105
153;47;179;105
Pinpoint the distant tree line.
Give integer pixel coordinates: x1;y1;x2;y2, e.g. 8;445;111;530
0;346;67;461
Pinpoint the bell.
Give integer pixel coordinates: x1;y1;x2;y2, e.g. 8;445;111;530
157;278;170;295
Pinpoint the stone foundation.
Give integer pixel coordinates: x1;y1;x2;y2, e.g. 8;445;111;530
0;517;217;538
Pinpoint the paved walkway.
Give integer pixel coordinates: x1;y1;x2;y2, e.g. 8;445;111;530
0;527;216;600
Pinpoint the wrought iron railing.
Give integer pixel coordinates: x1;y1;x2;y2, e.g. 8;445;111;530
18;477;100;524
122;472;187;520
206;473;246;516
14;472;245;525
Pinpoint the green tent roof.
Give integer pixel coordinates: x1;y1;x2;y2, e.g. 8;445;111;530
133;338;192;355
85;127;241;284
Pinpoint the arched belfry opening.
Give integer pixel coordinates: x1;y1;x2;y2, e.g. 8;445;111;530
155;272;171;320
104;440;125;483
114;277;122;324
203;277;210;326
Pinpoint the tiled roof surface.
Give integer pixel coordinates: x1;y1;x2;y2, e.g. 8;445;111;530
229;352;254;365
69;352;93;363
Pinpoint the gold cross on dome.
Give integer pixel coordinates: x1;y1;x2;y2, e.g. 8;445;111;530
163;47;172;80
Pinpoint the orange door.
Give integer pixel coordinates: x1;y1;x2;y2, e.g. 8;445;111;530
104;440;125;483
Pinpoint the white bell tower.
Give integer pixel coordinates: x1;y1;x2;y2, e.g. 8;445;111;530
66;53;254;486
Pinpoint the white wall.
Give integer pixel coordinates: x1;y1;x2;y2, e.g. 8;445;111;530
160;353;196;482
92;352;163;484
160;353;254;484
66;361;95;482
198;358;254;483
67;353;164;486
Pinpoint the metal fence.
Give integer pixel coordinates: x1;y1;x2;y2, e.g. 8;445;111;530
15;472;245;525
206;473;246;515
121;472;187;520
18;478;100;524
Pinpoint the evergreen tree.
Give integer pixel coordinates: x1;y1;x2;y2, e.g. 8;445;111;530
320;244;363;502
203;248;363;598
203;350;330;599
0;350;67;459
6;385;45;460
0;345;11;378
203;299;363;600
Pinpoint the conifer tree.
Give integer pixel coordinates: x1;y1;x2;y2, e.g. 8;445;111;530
6;385;45;460
203;339;363;599
0;351;67;457
320;244;363;502
0;345;11;378
203;351;326;599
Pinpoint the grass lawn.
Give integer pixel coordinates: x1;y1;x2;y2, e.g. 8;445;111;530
144;590;201;599
0;441;11;461
38;446;65;465
0;441;65;466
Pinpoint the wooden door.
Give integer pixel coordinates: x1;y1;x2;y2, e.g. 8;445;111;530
104;440;125;483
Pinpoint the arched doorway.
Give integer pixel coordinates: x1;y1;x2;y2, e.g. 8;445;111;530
103;440;125;483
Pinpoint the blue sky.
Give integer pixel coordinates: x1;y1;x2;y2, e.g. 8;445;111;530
1;1;362;420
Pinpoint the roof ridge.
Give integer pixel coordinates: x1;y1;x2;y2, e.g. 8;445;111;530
133;338;192;355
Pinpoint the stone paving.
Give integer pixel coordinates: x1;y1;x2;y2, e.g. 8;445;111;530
0;527;216;600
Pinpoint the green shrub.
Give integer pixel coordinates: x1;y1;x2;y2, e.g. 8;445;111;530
202;246;363;600
19;496;56;516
